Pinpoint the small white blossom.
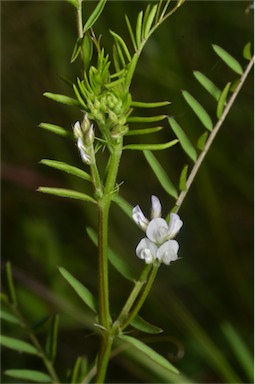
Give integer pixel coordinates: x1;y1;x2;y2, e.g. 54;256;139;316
77;137;91;164
133;196;183;266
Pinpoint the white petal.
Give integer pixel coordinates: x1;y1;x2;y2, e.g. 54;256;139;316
146;218;168;244
77;138;91;164
132;205;149;231
168;213;183;239
157;240;179;265
151;195;162;219
73;121;82;138
136;238;158;263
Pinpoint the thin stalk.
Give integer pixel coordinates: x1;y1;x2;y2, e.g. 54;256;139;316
95;335;113;383
175;55;254;213
77;0;84;40
10;304;60;383
120;264;160;331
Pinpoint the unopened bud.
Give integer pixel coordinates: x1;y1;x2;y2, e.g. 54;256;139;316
73;121;82;139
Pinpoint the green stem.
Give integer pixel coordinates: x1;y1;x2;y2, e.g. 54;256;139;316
10;304;60;383
120;264;160;331
95;334;113;383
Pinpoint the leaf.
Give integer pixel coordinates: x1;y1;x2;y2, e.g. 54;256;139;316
66;0;79;8
131;315;163;334
0;309;19;324
58;267;97;313
73;84;87;108
38;123;74;139
37;187;96;203
4;369;51;383
212;44;243;75
119;335;179;375
70;37;83;63
125;127;163;136
83;0;107;33
40;160;92;181
125;15;137;51
216;82;231;119
182;90;213;131
193;71;221;100
71;356;88;384
168;117;197;161
243;42;252;60
127;114;167;123
124;139;178;151
110;30;131;62
143;4;158;37
5;262;17;305
45;314;59;362
196;131;209;151
43;92;81;108
136;10;143;48
0;335;38;355
82;34;94;70
86;227;135;281
131;100;170;108
143;150;178;198
179;164;189;191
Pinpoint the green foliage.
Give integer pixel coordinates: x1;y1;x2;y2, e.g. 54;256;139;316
130;315;163;334
216;82;231;118
4;370;52;383
37;187;97;203
58;267;97;313
40;159;92;181
119;335;179;375
212;44;243;75
168;117;197;161
0;336;38;355
182;90;213;131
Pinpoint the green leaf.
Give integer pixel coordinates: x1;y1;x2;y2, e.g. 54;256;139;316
83;0;107;33
6;262;17;305
136;11;143;48
182;90;213;131
196;131;209;151
70;37;82;63
125;15;137;51
43;92;81;108
243;42;252;60
216;82;231;119
40;160;92;181
112;194;133;219
179;164;189;191
5;369;51;383
143;4;158;37
37;187;96;203
0;309;19;324
168;117;197;161
38;123;74;139
73;84;87;109
66;0;79;8
127;114;167;123
110;30;131;62
86;227;135;281
119;335;179;375
45;314;59;362
131;315;163;334
71;356;88;384
58;267;97;312
143;150;178;198
82;34;94;70
131;100;170;108
212;44;243;75
125;127;163;136
0;335;38;355
124;139;178;151
193;71;221;100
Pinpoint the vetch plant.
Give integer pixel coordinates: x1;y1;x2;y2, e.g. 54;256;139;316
1;1;253;383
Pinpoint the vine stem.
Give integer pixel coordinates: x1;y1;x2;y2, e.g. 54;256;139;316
174;55;254;213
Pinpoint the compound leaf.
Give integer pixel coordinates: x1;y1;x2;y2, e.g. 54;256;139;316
37;187;96;203
168;117;197;161
212;44;243;75
4;370;51;383
193;71;221;100
0;336;38;355
182;90;213;131
40;159;92;181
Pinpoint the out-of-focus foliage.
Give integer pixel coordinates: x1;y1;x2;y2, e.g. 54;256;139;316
1;1;253;383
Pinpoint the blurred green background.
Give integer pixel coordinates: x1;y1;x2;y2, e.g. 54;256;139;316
1;1;253;383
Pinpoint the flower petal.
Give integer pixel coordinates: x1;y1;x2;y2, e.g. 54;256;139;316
151;195;162;219
168;213;183;239
146;218;168;244
157;240;179;265
132;205;149;231
136;238;158;264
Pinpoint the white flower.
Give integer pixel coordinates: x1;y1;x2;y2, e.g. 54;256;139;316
133;196;183;266
77;137;91;164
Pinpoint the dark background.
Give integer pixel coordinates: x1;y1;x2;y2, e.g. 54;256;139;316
1;1;254;383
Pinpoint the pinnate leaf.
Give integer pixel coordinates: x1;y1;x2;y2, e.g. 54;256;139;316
40;160;92;181
216;82;231;119
182;90;213;131
0;335;38;355
83;0;107;33
168;117;197;161
119;334;179;374
44;92;81;108
45;314;59;362
124;139;178;151
38;123;74;139
5;369;51;383
243;42;252;61
58;267;97;312
193;71;221;100
212;44;243;75
131;315;163;334
143;150;178;198
179;164;189;191
37;187;96;203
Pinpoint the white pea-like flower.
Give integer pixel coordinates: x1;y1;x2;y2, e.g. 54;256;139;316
133;196;183;265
